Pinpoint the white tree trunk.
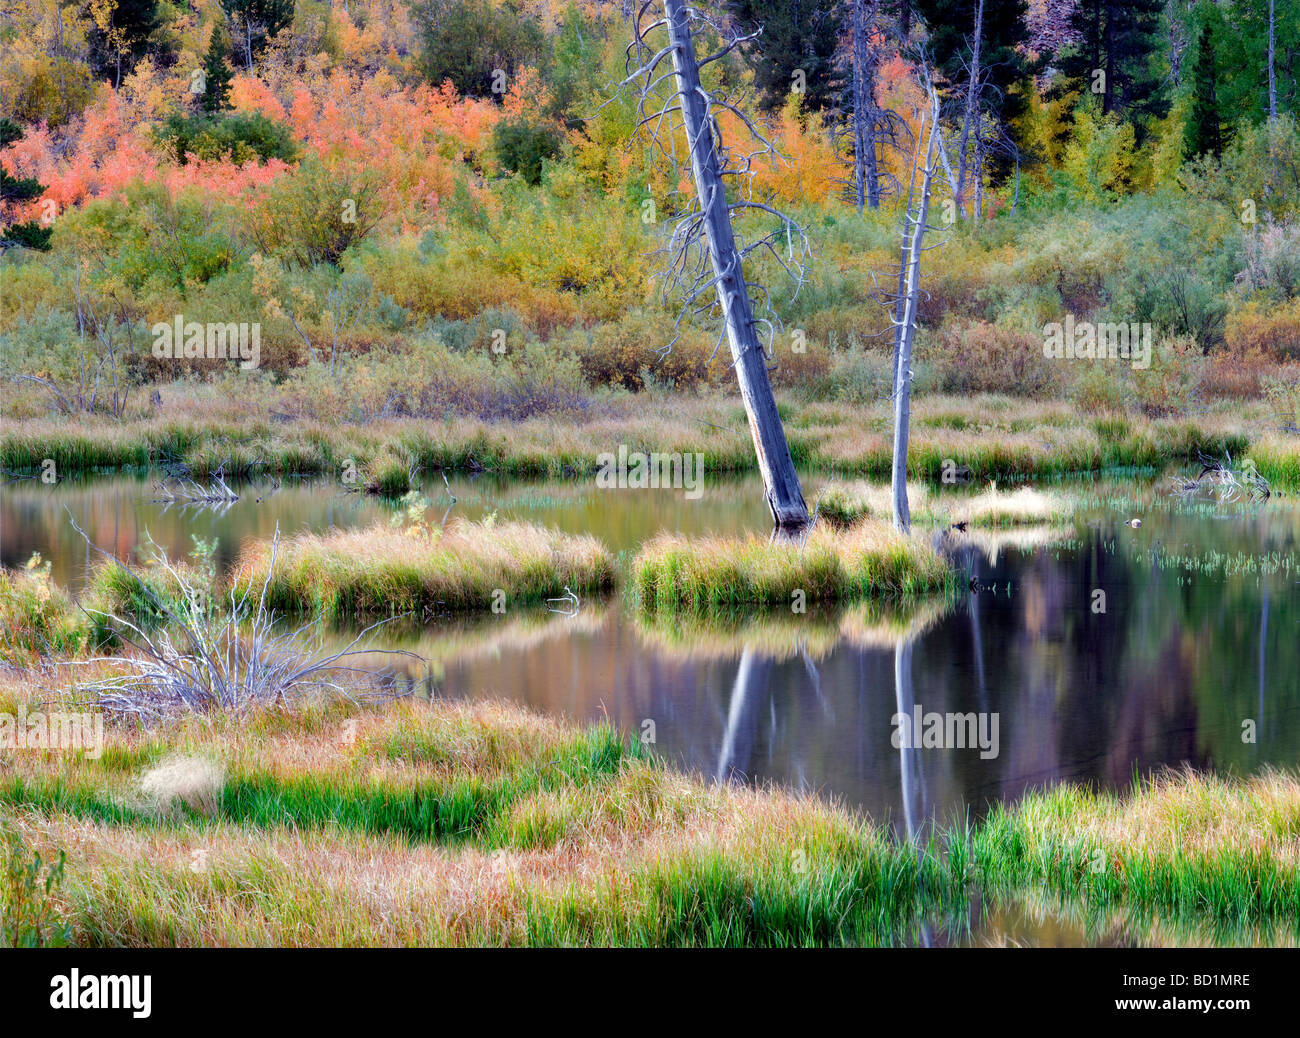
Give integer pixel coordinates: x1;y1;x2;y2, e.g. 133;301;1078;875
891;91;941;533
664;0;810;533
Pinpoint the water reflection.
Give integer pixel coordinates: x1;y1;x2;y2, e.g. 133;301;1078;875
4;467;1300;838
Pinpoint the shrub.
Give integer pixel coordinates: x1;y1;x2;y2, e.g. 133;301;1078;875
1181;114;1300;222
2;830;71;948
564;310;730;391
1072;364;1132;414
921;320;1062;397
0;556;91;665
249;159;381;267
1130;336;1207;417
1262;374;1300;432
491;116;563;185
1225;298;1300;361
2;55;95;129
155;111;300;166
1199;349;1281;400
1236;221;1300;299
275;335;591;422
794;347;894;404
412;0;547;98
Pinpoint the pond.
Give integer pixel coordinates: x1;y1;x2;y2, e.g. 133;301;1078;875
4;466;1299;862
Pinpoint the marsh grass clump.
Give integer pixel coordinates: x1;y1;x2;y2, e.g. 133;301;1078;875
949;484;1072;527
819;481;1070;530
84;555;210;640
973;768;1300;928
233;518;615;619
138;756;225;818
631;522;952;610
362;450;416;497
0;556;92;665
819;482;940;528
1248;434;1300;490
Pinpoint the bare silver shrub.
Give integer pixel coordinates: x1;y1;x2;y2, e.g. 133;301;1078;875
65;515;413;721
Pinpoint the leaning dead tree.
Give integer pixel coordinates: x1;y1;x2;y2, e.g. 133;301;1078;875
619;0;812;533
889;67;945;533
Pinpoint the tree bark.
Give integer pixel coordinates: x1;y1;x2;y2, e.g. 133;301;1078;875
664;0;810;533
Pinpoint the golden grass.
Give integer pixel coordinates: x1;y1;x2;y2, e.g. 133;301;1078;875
1008;768;1300;867
232;518;615;618
821;480;1071;529
0;696;900;946
950;484;1071;526
0;392;1260;481
631;520;954;609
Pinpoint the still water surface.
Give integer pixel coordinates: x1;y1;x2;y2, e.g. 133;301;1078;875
4;468;1299;851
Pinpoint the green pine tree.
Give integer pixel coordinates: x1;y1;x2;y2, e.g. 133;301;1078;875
728;1;845;113
1185;22;1227;159
199;31;235;114
1059;0;1169;124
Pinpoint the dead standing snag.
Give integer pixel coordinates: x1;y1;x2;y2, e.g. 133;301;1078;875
619;0;812;535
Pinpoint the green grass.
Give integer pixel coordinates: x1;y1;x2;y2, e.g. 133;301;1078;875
1248;433;1300;490
971;771;1300;930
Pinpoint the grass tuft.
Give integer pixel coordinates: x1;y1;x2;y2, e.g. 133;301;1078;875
231;519;615;618
631;521;953;609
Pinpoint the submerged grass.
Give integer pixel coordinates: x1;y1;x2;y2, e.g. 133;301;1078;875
631;521;954;609
231;519;616;618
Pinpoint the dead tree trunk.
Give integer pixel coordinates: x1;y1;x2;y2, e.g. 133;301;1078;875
891;80;942;533
662;0;810;533
851;0;882;211
1269;0;1277;120
955;0;984;220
